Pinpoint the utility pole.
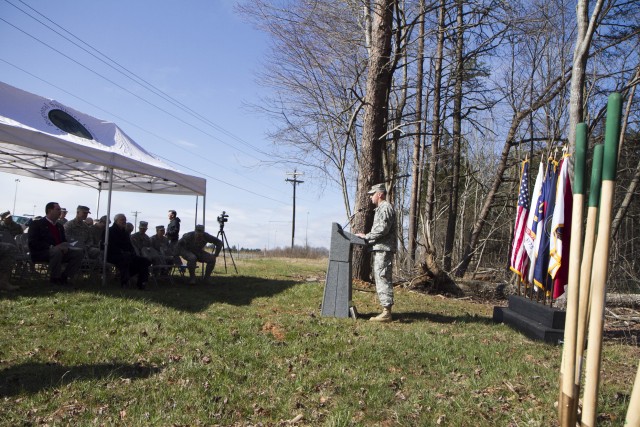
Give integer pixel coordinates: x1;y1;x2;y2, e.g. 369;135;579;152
285;169;304;249
131;210;142;232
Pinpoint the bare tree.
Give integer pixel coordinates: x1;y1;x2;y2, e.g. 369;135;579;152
352;0;396;280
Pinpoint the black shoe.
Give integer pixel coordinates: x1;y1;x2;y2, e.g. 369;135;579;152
137;281;147;290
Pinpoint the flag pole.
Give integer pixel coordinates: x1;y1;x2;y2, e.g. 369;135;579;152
581;93;622;427
558;123;587;427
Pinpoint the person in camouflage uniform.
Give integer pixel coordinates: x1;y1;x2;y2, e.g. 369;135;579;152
64;205;100;259
0;222;18;290
90;216;109;248
0;211;24;237
357;183;397;322
130;221;164;265
177;225;222;284
57;207;68;225
150;225;175;265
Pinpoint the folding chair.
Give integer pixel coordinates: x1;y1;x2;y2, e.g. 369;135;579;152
13;233;48;281
149;263;175;286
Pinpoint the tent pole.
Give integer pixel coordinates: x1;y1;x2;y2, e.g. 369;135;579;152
95;181;102;218
102;168;114;286
195;196;199;227
202;193;206;230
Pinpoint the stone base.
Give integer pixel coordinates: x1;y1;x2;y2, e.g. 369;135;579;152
493;295;565;345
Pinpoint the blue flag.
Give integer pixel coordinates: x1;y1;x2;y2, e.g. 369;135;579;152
533;159;558;292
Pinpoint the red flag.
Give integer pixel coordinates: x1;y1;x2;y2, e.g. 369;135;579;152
510;160;530;278
550;156;573;298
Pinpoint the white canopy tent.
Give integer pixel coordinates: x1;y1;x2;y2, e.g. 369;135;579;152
0;81;206;196
0;80;207;282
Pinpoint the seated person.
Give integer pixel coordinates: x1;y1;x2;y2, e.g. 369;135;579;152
27;202;83;285
90;215;109;248
0;211;24;237
150;225;176;265
131;221;165;266
177;225;222;285
64;205;101;259
0;233;18;291
106;213;150;290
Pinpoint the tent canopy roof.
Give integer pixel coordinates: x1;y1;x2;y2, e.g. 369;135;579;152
0;81;206;195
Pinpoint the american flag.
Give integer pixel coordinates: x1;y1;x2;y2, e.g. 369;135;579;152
510;160;530;278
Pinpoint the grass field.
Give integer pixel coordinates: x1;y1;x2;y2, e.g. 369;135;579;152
1;257;637;426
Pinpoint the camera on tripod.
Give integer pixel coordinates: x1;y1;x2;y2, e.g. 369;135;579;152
217;211;229;227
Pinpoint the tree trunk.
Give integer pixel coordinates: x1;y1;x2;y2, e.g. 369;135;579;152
443;0;464;272
567;0;605;177
407;0;426;264
353;0;395;281
424;0;446;252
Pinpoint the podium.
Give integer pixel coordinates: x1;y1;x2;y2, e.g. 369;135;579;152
321;222;367;318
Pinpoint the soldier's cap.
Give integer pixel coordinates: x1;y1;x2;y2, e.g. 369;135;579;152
61;207;67;212
367;183;387;194
76;205;91;213
139;221;148;228
0;210;10;219
156;225;165;231
99;215;111;223
195;224;205;232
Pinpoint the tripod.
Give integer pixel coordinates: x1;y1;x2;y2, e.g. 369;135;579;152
216;223;238;273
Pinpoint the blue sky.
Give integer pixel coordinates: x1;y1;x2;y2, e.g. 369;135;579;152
0;0;346;249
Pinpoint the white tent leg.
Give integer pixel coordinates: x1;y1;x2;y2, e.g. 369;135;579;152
101;167;114;286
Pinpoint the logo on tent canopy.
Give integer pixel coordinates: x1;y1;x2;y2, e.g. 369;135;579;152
47;108;94;140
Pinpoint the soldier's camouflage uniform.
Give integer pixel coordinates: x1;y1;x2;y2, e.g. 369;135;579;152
364;199;397;307
177;231;222;279
64;218;100;258
150;234;175;265
131;231;166;265
0;220;23;237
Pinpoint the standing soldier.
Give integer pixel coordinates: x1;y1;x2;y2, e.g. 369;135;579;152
357;183;397;322
0;211;24;237
177;225;222;285
166;210;181;245
166;210;181;264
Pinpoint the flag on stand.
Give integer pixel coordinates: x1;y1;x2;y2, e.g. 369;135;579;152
523;161;545;285
549;155;573;299
509;160;530;278
533;159;559;292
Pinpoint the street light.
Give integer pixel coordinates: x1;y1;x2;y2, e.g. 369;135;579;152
13;178;20;213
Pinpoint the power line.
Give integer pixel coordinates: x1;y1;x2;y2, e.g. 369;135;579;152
0;3;315;206
6;0;271;158
0;58;289;205
0;14;264;162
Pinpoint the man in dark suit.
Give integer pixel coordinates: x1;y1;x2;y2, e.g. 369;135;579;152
28;202;83;285
106;213;150;290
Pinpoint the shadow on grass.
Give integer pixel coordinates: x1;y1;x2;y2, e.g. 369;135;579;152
5;274;302;313
0;361;162;397
356;310;494;325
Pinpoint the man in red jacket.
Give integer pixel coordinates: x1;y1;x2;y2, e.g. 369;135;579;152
28;202;83;285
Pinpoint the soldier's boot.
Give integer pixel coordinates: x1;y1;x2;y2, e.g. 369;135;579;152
369;306;392;323
0;271;20;291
